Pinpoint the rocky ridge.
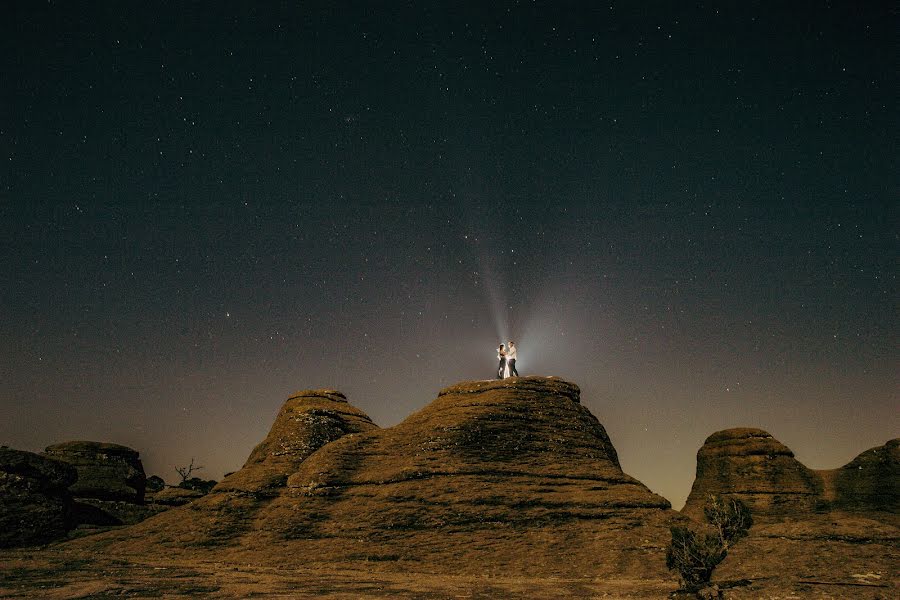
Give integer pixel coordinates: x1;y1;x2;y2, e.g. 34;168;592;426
682;428;823;519
683;428;899;520
825;438;899;513
76;377;682;578
80;389;378;550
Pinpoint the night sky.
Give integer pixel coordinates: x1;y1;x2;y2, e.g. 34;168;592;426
1;2;896;509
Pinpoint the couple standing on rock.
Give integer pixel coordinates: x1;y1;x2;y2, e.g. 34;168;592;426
496;342;519;379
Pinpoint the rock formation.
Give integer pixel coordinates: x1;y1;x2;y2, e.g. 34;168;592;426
0;448;77;547
822;438;899;513
684;429;900;523
682;428;823;520
215;388;378;496
77;378;681;579
44;441;155;526
82;389;378;548
44;441;146;502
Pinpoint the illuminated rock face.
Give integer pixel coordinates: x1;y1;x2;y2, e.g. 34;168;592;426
79;377;681;579
682;428;824;520
268;377;671;534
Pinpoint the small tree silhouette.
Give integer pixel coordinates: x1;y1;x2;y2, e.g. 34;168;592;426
667;495;752;594
666;526;726;590
175;458;204;483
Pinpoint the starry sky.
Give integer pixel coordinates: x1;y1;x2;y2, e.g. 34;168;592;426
1;1;896;509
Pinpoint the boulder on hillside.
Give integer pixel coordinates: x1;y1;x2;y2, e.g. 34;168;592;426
44;441;146;503
0;447;77;547
682;428;823;521
832;438;899;513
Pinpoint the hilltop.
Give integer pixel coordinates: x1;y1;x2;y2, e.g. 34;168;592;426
74;377;681;579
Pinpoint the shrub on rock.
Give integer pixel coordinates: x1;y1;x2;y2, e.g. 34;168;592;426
146;475;165;493
666;525;727;591
179;477;217;494
667;495;752;594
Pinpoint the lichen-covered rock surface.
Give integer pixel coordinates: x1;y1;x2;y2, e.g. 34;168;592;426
72;378;681;579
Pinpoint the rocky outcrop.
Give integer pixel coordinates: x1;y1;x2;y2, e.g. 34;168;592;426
216;389;378;496
81;378;681;579
82;389;379;548
824;438;899;513
44;441;146;503
248;377;676;577
682;428;823;520
43;441;156;526
69;498;162;527
0;448;77;547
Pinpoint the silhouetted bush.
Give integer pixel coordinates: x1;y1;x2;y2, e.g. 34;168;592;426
145;475;165;493
178;477;217;494
666;525;727;590
667;495;752;593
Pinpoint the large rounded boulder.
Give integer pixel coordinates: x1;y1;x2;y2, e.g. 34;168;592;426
44;441;146;503
683;428;823;520
246;378;676;578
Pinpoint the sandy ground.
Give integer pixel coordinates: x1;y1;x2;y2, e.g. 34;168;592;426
2;546;896;599
0;547;674;599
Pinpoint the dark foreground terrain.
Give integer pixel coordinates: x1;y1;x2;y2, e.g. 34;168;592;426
0;546;674;599
1;528;896;600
